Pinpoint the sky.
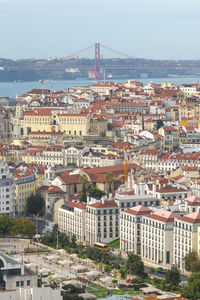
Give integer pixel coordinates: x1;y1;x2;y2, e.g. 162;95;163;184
0;0;200;60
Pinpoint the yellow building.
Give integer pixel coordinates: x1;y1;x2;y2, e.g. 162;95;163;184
179;106;195;121
14;164;36;215
23;108;90;137
171;107;179;121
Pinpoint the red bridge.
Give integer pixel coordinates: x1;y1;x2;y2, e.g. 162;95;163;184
5;43;200;81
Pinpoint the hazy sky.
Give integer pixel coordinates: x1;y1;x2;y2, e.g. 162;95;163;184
0;0;200;60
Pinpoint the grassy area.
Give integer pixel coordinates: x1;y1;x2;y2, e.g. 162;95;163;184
108;239;120;248
87;282;108;298
87;282;138;298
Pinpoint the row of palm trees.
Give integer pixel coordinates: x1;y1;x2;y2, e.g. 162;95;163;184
79;172;115;202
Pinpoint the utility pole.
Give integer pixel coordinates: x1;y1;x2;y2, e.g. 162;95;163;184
56;227;59;249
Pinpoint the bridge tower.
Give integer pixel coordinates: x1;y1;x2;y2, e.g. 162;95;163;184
94;42;100;81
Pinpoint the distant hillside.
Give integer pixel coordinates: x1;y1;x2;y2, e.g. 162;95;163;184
0;57;200;82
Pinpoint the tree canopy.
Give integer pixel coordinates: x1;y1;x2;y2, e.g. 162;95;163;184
88;187;104;199
27;192;45;216
0;214;12;236
126;253;145;277
0;215;35;236
182;272;200;300
80;174;88;203
11;218;36;236
183;250;200;273
106;172;115;193
156;119;164;130
165;266;180;287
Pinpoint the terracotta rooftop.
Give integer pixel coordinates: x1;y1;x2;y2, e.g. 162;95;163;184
124;205;152;216
65;201;86;210
147;209;178;222
88;200;118;209
59;173;81;184
179;211;200;224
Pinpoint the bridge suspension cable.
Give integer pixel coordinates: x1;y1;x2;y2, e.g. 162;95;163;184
66;44;94;58
101;44;137;59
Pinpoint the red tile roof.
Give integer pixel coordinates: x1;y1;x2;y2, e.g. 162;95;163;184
179;211;200;224
146;209;178;222
88;200;118;209
124;205;152;215
59;173;81;184
66;201;86;210
24;108;53;117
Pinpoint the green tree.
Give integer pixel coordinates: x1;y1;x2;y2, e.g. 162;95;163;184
71;235;77;248
148;267;155;276
27;192;45;216
11;218;36;236
99;261;103;272
119;267;127;279
183;250;200;273
106;172;115;193
156;119;164;130
182;272;200;300
80;174;88;203
165;267;180;287
127;253;145;277
0;214;12;236
104;264;112;274
88;187;104;199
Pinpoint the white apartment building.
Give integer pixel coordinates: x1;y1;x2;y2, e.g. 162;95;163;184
0;161;15;218
58;202;86;243
137;150;200;173
23;146;64;167
85;199;120;245
114;186;159;211
81;152;122;168
173;212;200;270
63;146;87;166
141;210;177;267
180;85;197;96
91;83;119;97
148;184;189;203
120;205;151;254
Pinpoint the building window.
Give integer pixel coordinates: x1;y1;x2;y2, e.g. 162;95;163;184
27;280;30;286
16;281;19;287
21;281;24;287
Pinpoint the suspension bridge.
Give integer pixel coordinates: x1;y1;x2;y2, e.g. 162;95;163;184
5;43;200;81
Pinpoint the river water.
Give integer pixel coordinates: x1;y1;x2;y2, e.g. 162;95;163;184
1;77;200;98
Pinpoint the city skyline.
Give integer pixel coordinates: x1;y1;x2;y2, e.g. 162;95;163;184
1;0;200;60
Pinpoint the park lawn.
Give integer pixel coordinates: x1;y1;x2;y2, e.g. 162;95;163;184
112;289;138;296
108;239;120;248
88;282;139;298
87;282;108;293
91;291;108;298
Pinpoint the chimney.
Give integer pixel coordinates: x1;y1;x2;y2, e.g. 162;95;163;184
185;200;188;213
140;183;145;196
102;196;105;205
134;183;139;195
142;114;145;130
153;183;156;197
